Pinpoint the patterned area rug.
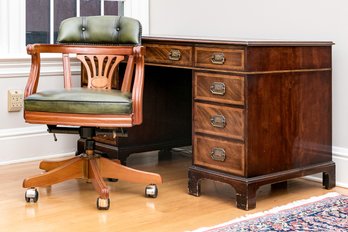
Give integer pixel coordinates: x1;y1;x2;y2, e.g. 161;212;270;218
192;192;348;232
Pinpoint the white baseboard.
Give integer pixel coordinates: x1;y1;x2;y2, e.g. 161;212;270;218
0;125;48;138
304;146;348;188
0;126;78;165
304;176;348;189
0;152;75;166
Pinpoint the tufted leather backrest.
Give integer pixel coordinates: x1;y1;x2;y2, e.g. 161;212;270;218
57;16;142;45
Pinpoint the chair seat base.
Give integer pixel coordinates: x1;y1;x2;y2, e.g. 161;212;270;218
24;111;134;128
23;154;162;208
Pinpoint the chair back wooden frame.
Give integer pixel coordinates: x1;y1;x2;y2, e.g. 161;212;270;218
24;44;145;128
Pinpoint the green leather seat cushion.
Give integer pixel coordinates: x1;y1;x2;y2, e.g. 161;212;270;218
24;88;132;115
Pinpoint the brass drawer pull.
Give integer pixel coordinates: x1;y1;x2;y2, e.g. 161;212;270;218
210;82;226;95
168;49;181;61
210;147;226;162
210;114;226;128
211;53;225;65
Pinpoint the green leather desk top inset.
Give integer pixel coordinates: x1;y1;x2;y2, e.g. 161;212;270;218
25;88;132;115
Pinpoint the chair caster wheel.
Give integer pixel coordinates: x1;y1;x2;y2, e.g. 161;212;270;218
25;188;39;203
96;197;110;210
145;184;158;198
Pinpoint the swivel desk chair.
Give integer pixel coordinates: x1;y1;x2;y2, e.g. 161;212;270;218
22;16;162;210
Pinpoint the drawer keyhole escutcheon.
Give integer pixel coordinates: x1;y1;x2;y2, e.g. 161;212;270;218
168;49;181;61
210;147;226;162
211;53;225;64
210;114;226;128
210;82;226;95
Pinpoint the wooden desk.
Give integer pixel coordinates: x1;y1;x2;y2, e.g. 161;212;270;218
81;36;336;210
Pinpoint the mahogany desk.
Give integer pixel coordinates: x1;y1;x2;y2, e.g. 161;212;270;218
80;36;336;210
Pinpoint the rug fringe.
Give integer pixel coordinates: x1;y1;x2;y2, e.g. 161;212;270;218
190;192;341;232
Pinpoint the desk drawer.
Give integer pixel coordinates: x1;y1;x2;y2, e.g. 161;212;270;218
144;43;193;67
195;46;245;71
195;72;244;105
194;102;244;140
194;135;245;176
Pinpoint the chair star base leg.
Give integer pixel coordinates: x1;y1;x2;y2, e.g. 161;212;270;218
23;148;162;210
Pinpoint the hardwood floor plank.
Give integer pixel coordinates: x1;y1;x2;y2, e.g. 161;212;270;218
0;150;347;232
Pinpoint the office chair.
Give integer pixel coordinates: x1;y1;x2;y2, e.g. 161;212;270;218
22;16;162;210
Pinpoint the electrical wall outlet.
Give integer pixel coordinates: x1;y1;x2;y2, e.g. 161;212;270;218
8;90;24;112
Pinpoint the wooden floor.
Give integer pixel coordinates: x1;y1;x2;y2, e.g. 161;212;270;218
0;149;347;232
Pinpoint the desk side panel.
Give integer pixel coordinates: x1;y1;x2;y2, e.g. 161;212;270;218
245;70;332;177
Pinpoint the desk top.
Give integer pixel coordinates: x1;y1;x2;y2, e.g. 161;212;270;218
142;35;334;46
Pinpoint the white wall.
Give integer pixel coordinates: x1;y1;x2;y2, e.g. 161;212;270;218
149;0;348;187
0;57;81;165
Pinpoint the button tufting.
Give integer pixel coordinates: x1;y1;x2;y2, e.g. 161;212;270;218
82;27;86;31
116;27;120;31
